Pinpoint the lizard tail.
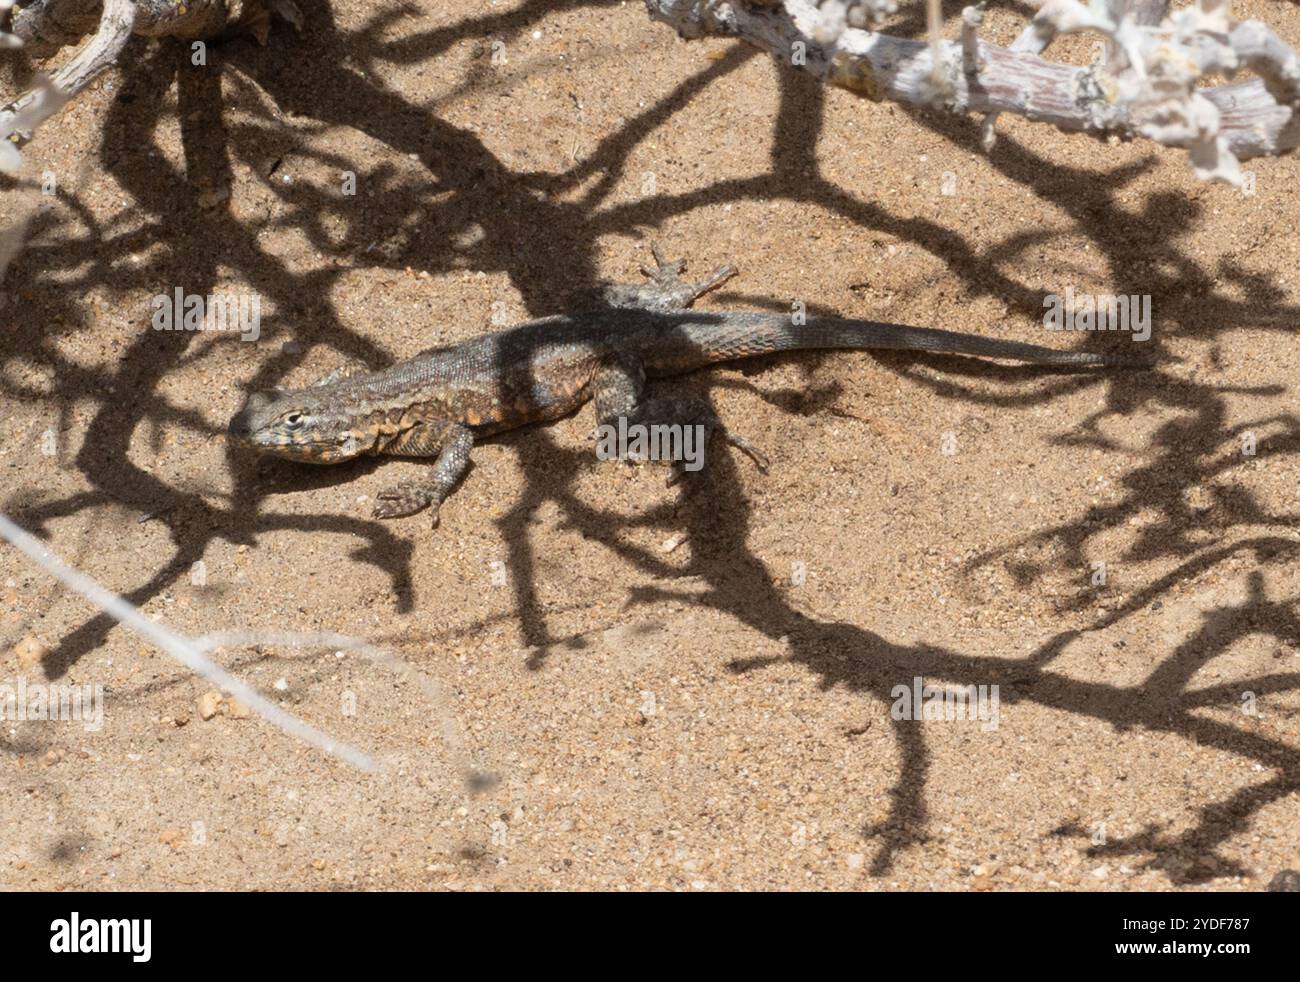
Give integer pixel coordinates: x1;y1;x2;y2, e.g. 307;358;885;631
648;311;1153;372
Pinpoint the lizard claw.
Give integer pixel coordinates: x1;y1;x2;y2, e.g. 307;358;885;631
645;242;686;278
723;430;770;473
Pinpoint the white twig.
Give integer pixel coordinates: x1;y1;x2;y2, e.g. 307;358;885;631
0;0;134;171
193;630;496;790
0;76;69;173
924;0;948;104
0;512;376;772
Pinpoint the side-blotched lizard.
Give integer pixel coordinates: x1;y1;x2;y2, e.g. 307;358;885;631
229;247;1148;524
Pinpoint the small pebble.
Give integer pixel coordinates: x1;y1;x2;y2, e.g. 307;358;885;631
13;636;45;671
196;690;222;720
451;223;487;251
661;532;688;553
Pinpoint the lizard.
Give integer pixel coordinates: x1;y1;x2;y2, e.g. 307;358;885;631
228;246;1150;525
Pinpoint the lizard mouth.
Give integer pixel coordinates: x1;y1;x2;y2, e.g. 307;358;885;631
228;389;292;448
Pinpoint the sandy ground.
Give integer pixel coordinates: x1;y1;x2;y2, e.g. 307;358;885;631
1;0;1298;891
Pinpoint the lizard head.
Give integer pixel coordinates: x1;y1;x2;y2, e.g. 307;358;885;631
229;388;374;464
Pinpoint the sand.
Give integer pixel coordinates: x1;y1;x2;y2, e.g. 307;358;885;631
1;0;1298;890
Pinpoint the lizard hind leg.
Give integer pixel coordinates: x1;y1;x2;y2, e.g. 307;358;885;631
591;361;767;482
600;243;737;313
631;395;770;486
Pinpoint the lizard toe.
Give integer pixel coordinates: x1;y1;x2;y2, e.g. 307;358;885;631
723;431;770;473
372;500;412;520
372;484;433;519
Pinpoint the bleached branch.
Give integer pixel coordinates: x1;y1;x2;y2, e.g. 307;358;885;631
0;0;132;166
0;0;303;165
645;0;1300;183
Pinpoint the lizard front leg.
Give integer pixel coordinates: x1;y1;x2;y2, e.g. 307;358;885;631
373;421;473;525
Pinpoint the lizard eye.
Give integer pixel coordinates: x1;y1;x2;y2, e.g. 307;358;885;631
284;412;304;428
